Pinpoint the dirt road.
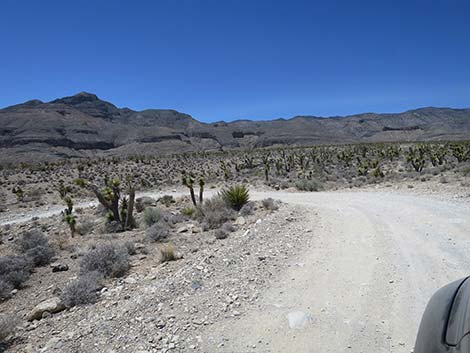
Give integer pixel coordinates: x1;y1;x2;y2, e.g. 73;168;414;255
201;191;470;353
2;190;470;352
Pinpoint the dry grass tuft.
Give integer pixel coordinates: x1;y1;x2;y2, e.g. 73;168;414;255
160;244;179;263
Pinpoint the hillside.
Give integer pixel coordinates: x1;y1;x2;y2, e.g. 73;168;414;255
1;92;469;163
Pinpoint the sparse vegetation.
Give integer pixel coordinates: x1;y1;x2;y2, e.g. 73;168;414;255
62;195;76;237
160;244;178;262
124;241;137;255
80;243;130;278
182;174;205;206
76;220;94;235
214;222;235;239
76;177;136;231
295;178;323;192
262;198;279;211
239;201;256;216
61;271;104;307
12;186;24;202
146;221;170;242
220;185;250;211
0;256;31;300
143;207;161;227
0;314;18;343
196;196;236;230
158;195;175;207
17;230;55;267
181;206;195;218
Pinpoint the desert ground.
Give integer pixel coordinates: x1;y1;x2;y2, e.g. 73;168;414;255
1;142;470;352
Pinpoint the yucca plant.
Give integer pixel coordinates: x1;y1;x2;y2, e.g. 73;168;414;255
220;185;250;211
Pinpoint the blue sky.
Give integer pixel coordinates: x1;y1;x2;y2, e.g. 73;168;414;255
0;0;469;122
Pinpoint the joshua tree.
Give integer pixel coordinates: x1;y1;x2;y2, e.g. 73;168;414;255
407;145;426;173
220;161;230;181
357;159;370;176
450;143;470;163
76;177;136;231
182;174;197;206
261;153;271;182
199;177;205;204
182;173;205;206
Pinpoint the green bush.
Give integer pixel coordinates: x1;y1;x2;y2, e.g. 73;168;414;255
143;207;161;227
220;185;250;211
181;206;195;218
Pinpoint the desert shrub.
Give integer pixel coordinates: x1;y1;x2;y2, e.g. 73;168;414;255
181;206;195;218
261;198;279;211
17;230;55;266
214;223;235;239
80;243;129;278
0;314;18;343
440;176;448;184
24;188;43;202
164;213;185;226
24;245;55;267
61;271;103;308
76;220;94;236
143;207;161;227
124;241;136;255
196;196;236;230
220;185;250;211
0;193;7;213
158;195;175;207
102;220;122;234
295;178;323;192
160;244;178;262
239;201;255;216
461;166;470;176
17;229;48;252
146;221;170;242
135;196;155;212
0;256;31;300
0;279;14;301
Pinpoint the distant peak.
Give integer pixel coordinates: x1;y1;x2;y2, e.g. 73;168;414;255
50;91;100;105
24;99;44;106
72;91;99;101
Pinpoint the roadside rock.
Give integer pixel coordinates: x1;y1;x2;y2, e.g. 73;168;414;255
27;297;65;321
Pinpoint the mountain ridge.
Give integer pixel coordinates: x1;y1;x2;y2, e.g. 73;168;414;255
1;92;469;164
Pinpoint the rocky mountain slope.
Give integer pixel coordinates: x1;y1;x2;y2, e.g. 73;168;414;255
1;92;469;163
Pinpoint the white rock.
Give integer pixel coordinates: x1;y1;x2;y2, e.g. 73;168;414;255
286;311;313;329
